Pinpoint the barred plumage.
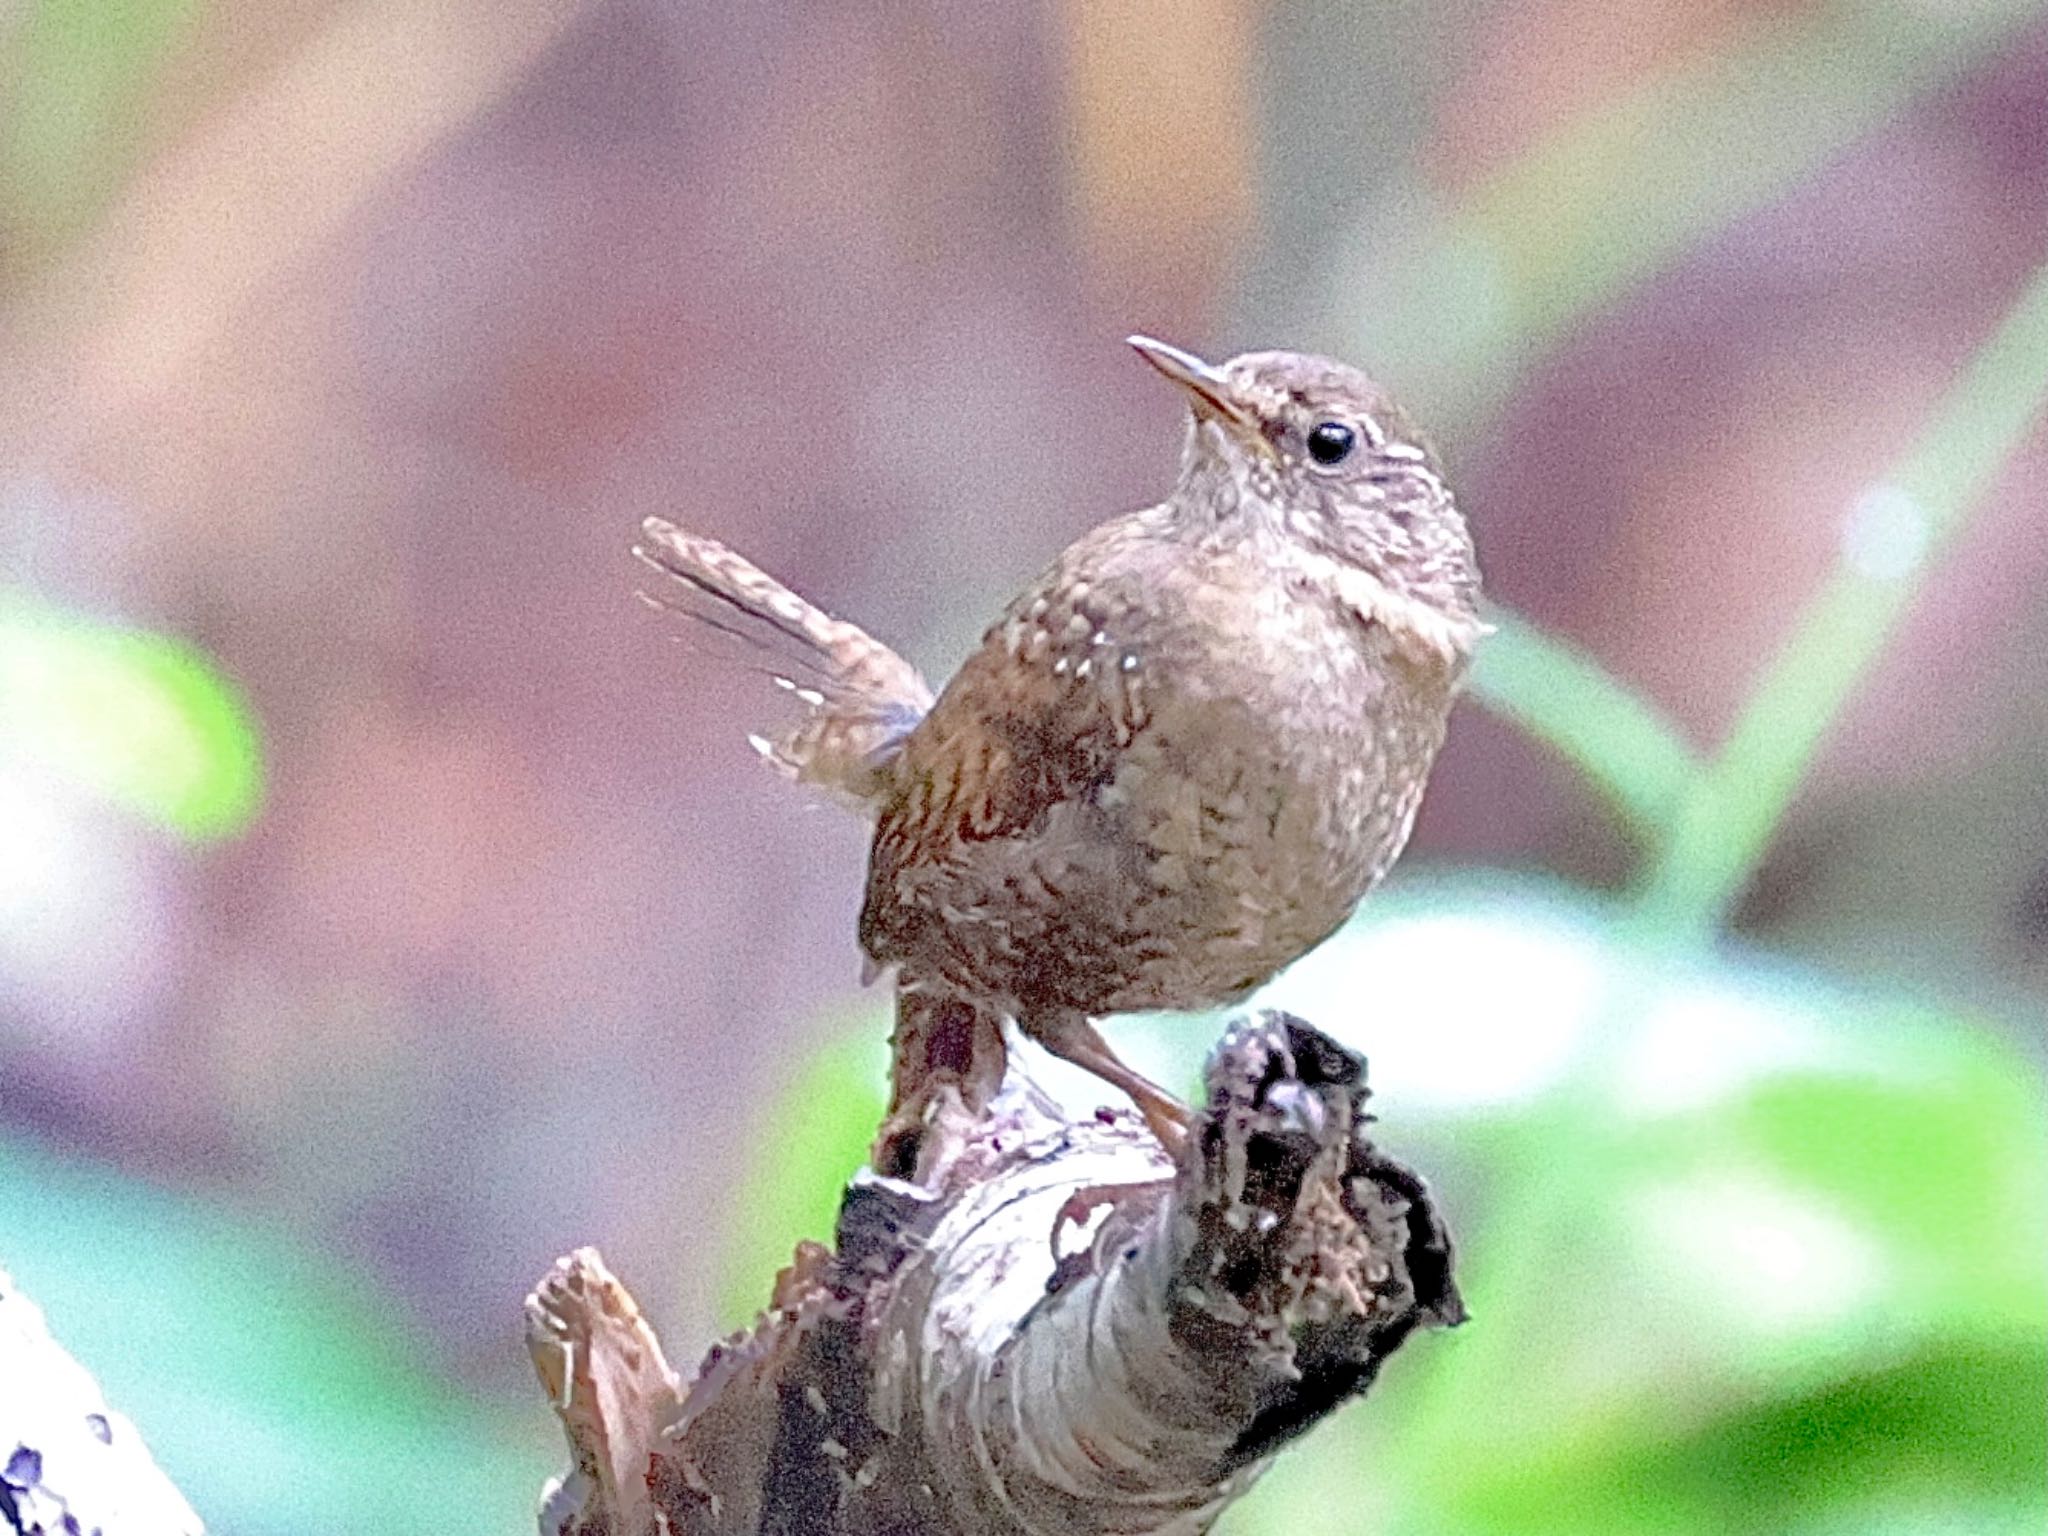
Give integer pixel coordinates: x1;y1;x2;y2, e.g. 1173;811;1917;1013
637;339;1483;1166
634;518;933;811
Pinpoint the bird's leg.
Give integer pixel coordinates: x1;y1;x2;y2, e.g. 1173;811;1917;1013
874;991;1008;1177
1034;1012;1192;1156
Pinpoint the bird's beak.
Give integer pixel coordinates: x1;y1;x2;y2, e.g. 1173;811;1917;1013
1127;335;1257;434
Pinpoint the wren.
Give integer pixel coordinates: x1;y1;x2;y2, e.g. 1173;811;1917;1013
637;337;1484;1161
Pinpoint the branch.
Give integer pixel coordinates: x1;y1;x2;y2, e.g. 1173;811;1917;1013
528;1010;1462;1535
0;1266;205;1536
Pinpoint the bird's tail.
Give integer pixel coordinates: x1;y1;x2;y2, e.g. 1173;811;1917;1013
634;516;934;813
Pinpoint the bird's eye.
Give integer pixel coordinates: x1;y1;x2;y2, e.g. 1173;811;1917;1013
1306;421;1357;467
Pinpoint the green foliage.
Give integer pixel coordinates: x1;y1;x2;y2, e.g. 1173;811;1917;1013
716;1025;892;1324
1633;261;2048;937
0;592;265;840
1465;609;1699;843
0;0;200;248
1185;877;2048;1536
0;1135;548;1536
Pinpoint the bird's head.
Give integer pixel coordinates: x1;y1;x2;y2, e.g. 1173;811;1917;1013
1129;335;1484;665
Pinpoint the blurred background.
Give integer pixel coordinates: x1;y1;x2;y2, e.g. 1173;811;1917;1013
3;0;2045;1531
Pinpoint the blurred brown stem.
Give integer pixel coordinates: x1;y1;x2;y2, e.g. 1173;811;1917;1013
526;1010;1462;1535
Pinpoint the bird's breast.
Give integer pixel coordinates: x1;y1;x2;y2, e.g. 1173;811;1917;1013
1092;597;1452;1008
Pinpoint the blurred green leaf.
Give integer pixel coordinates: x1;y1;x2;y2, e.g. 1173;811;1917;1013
1349;0;2048;435
0;592;264;840
0;0;200;249
1413;970;2043;1426
0;1135;546;1536
1634;260;2048;939
1429;1343;2046;1536
1225;878;2047;1536
1467;607;1699;842
714;1021;890;1325
1730;1062;2048;1332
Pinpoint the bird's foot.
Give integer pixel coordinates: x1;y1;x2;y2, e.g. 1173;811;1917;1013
1137;1094;1193;1159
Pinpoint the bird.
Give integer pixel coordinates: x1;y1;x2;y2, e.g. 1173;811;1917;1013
635;337;1483;1167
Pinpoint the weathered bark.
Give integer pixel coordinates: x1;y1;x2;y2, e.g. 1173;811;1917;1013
528;1009;1462;1536
0;1267;205;1536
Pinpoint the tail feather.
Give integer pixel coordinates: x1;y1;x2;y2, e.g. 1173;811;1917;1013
634;517;934;812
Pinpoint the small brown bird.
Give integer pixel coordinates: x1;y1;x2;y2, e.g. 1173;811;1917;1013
637;338;1483;1161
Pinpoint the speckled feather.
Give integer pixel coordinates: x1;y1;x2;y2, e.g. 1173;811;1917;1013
635;519;934;809
858;509;1465;1019
638;342;1484;1140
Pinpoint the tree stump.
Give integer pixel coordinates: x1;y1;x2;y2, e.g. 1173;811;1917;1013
0;1267;204;1536
527;1009;1462;1536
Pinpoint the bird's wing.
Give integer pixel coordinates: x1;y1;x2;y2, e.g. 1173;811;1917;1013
858;539;1158;966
